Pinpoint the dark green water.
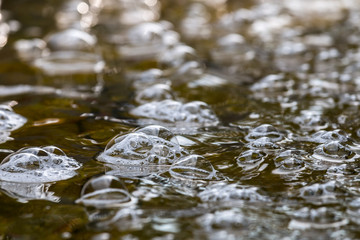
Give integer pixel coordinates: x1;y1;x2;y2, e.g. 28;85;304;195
1;0;360;239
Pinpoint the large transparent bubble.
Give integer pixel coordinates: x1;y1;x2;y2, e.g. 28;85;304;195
311;141;358;164
76;176;142;231
97;125;188;166
76;175;135;208
236;149;266;171
169;155;217;181
0;146;81;183
272;149;307;175
130;99;218;125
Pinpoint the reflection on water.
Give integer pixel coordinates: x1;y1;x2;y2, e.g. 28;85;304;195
2;0;360;239
0;182;60;203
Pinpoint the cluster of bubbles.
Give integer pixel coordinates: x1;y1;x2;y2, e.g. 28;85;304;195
0;104;27;144
14;28;104;76
5;0;360;238
0;146;81;183
130;99;219;125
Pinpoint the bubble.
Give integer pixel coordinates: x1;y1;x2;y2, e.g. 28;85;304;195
246;137;280;149
308;130;350;144
115;0;160;25
33;51;105;76
169;155;217;180
272;150;306;174
158;44;196;67
14;38;47;61
0;146;81;183
236;149;266;169
288;207;348;230
326;164;357;176
347;198;360;224
293;110;328;131
118;21;174;60
198;183;268;202
245;124;283;142
46;28;97;52
130;99;218;125
0;104;27;132
97;125;188;166
180;3;212;40
197;209;247;231
76;175;134;208
129;68;169;90
311;141;358;164
171;61;205;84
299;181;348;204
135;84;174;104
210;33;251;65
251;74;293;92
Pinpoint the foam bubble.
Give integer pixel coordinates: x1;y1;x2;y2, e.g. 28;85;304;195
246;137;280;149
197;209;247;231
14;38;47;61
293;110;328;131
288;207;348;230
46;29;97;52
299;181;347;204
311;141;358;163
245;124;283;142
130;99;218;125
308;130;350;144
118;21;176;60
135;84;174;104
33;51;105;76
236;149;266;169
0;146;81;183
0;105;27;132
198;183;268;202
97;125;188;165
169;155;217;180
76;175;134;208
272;150;306;174
347;198;360;224
158;44;197;67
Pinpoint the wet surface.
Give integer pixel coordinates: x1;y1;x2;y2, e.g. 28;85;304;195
2;0;360;239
